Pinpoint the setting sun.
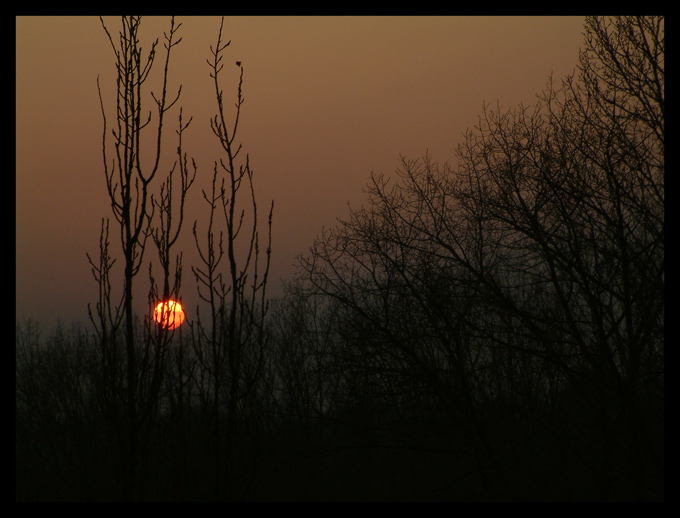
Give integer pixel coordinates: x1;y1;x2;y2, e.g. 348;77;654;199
153;300;185;329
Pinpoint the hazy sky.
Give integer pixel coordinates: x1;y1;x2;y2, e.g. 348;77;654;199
16;16;585;330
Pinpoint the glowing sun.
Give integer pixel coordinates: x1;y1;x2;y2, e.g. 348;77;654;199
153;300;185;330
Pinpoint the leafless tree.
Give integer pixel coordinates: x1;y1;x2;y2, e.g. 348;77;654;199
87;16;193;500
296;16;663;500
190;16;274;499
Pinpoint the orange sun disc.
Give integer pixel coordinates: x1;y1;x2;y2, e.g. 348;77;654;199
153;300;185;330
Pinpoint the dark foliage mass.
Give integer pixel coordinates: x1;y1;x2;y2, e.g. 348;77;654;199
17;16;663;501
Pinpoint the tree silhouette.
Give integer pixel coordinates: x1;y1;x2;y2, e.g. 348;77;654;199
189;16;274;500
295;15;663;500
87;16;193;500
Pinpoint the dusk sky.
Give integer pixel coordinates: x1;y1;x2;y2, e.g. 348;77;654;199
16;16;585;330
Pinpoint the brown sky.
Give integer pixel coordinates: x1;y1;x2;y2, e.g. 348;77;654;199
16;16;585;330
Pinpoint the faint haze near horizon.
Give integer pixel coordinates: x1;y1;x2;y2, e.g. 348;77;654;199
16;16;585;331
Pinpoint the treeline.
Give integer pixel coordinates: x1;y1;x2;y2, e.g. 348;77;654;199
16;16;663;501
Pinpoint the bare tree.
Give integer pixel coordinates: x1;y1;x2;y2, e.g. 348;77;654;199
296;16;663;500
191;16;274;500
88;16;192;500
